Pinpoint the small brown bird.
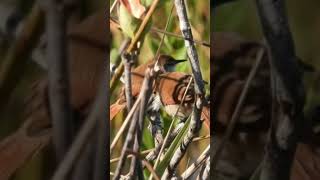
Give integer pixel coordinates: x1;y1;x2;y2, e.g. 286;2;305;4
110;55;186;120
111;70;210;127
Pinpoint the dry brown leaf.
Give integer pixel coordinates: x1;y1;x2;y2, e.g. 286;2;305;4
120;0;146;19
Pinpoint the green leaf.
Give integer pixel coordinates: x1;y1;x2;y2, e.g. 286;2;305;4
119;3;141;38
154;115;191;175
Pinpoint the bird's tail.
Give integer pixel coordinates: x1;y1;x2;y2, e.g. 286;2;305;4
110;101;126;121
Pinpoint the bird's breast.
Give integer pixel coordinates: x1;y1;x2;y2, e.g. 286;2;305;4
163;104;193;120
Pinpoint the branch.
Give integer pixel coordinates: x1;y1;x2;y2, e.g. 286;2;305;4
111;103;140;179
112;68;154;179
51;74;107;180
181;145;210;179
122;53;133;110
45;0;73;161
162;0;206;178
130;68;153;178
255;0;305;179
93;58;109;180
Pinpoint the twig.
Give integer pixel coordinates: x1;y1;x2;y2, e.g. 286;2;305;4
93;121;108;180
142;159;160;180
146;2;175;163
202;158;210;180
111;135;209;164
211;48;265;171
111;39;130;79
110;0;119;14
153;27;210;48
129;68;153;178
45;0;73;161
93;61;109;180
122;53;133;110
174;0;204;95
183;158;191;180
110;96;141;151
249;162;262;180
122;49;138;178
51;75;107;180
110;17;210;48
255;0;305;179
126;150;161;180
113;66;161;179
197;157;210;180
110;149;154;164
71;140;94;180
112;107;140;180
110;172;127;179
181;145;210;179
162;0;206;178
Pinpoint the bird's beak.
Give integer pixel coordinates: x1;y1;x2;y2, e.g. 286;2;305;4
173;59;187;64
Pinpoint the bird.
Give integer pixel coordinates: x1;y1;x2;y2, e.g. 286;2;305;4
110;54;187;120
111;70;210;126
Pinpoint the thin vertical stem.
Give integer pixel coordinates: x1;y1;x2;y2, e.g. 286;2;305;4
46;0;73;161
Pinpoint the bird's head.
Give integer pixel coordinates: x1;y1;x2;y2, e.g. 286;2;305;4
155;54;187;73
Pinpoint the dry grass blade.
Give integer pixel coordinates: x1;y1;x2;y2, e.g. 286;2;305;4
110;0;119;14
153;27;210;48
110;149;154;164
110;135;208;164
182;158;191;180
110;96;141;151
181;145;210;179
126;150;161;180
